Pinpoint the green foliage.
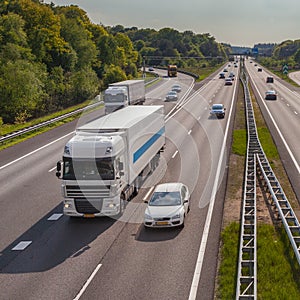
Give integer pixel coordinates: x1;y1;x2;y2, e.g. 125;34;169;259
217;222;240;299
0;0;227;125
232;129;247;156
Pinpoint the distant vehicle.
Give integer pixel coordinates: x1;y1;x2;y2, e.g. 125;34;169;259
257;68;262;72
219;72;226;78
165;90;178;101
168;65;177;77
254;64;257;66
234;64;238;68
225;78;233;85
229;72;235;80
210;103;226;118
171;84;182;92
223;68;228;72
265;90;277;100
266;76;274;83
148;66;154;71
104;80;145;114
144;182;190;228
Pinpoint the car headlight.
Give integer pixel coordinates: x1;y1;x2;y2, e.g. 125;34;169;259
172;213;181;219
144;213;152;220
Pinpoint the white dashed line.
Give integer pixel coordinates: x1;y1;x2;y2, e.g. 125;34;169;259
47;213;63;221
12;241;32;251
172;150;178;158
73;263;102;300
188;130;192;135
143;186;154;201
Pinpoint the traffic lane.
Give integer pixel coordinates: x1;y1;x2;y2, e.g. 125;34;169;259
78;124;214;300
0;123;210;300
0;105;105;167
0;122;77;249
0;214;124;299
246;61;300;111
247;65;300;166
78;79;234;300
247;65;300;200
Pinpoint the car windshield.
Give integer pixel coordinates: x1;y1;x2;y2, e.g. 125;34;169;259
212;104;223;110
149;191;182;206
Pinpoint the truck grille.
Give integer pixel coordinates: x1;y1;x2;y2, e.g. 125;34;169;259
74;198;102;214
66;185;110;198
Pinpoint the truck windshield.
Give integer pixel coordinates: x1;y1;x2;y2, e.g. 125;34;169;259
63;157;115;180
104;94;126;103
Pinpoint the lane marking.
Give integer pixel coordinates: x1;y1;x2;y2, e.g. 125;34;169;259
294;111;298;115
143;186;154;201
172;150;178;159
250;78;300;174
47;213;63;221
188;129;192;135
0;132;74;171
188;69;238;300
12;241;32;251
48;166;57;172
73;263;102;300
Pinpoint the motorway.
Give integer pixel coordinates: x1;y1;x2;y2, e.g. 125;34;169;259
245;60;300;201
0;66;239;299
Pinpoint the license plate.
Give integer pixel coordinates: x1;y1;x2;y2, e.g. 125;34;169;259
156;221;169;226
84;214;95;218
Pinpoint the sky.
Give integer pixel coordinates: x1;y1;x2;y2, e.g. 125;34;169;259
44;0;300;47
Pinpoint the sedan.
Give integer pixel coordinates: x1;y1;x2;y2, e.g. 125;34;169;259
171;84;182;92
165;90;178;101
225;78;233;85
210;103;226;118
265;90;277;100
144;183;190;228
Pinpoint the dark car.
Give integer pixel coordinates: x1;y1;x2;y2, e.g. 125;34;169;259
265;90;277;100
266;76;274;83
258;68;262;72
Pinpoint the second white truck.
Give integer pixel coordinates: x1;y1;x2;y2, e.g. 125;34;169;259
56;105;165;218
104;79;145;114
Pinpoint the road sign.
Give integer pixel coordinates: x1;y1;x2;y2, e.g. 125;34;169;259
283;64;288;74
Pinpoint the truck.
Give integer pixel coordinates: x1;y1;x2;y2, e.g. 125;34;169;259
104;80;145;114
56;105;165;218
167;65;177;77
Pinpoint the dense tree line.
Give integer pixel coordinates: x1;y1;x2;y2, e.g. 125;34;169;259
256;40;300;70
0;0;228;125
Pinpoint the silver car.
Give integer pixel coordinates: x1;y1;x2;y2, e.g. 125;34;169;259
165;90;178;101
144;183;190;228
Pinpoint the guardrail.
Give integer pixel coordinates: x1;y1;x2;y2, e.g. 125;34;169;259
236;69;257;300
0;101;102;143
0;77;160;144
236;63;300;299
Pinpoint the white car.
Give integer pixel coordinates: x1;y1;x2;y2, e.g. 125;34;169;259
171;84;181;93
144;183;190;228
165;90;178;101
225;78;233;85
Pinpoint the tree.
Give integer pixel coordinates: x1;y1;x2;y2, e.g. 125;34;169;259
0;60;47;123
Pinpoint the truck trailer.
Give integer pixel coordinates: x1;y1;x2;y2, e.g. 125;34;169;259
56;105;165;218
104;79;145;114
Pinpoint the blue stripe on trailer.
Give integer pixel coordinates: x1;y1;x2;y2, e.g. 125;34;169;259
133;127;165;163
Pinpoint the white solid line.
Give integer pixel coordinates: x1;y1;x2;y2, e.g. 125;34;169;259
0;131;74;171
12;241;32;251
251;79;300;174
172;150;178;159
47;213;63;221
48;166;57;172
143;186;154;201
188;71;238;300
73;263;102;300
